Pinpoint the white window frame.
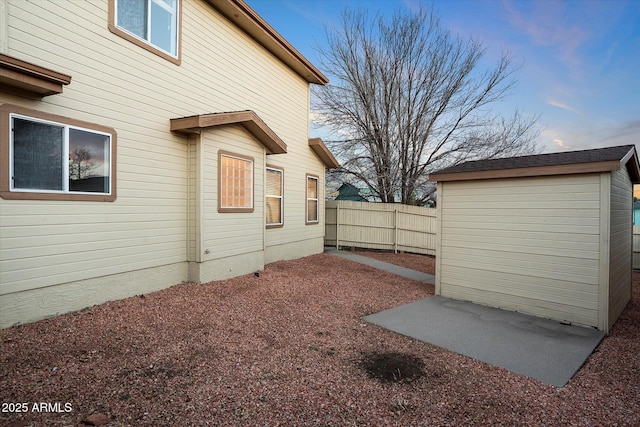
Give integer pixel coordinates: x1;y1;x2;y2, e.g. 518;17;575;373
113;0;180;60
306;174;319;224
9;113;113;196
266;166;283;227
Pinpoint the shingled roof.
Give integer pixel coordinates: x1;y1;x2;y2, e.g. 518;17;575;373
429;145;640;183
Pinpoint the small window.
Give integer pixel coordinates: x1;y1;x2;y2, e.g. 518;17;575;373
219;151;253;213
0;104;116;202
109;0;181;64
306;174;319;224
266;166;283;227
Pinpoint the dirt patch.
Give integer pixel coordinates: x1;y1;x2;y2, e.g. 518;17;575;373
358;351;425;383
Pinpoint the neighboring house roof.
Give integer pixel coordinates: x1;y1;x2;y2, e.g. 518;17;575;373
205;0;328;85
429;145;640;183
335;183;367;201
309;138;340;169
170;110;287;154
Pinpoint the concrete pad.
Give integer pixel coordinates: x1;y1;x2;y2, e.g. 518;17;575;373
325;247;435;284
364;296;605;387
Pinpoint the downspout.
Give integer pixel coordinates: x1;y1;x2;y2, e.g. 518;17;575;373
336;202;340;250
0;0;7;54
263;151;266;254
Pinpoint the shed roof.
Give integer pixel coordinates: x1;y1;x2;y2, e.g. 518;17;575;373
429;145;640;183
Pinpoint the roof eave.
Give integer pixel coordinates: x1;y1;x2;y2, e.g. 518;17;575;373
620;146;640;183
170;111;287;154
205;0;328;85
309;137;340;169
429;160;624;183
0;53;71;98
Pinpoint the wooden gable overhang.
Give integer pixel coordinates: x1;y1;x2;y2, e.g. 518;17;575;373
0;54;71;98
309;137;339;169
170;110;287;154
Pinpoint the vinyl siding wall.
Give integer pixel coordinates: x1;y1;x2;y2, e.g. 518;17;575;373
0;0;325;327
264;157;327;263
198;127;265;280
437;174;603;328
608;167;632;326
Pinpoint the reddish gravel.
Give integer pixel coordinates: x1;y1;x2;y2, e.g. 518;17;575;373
1;252;638;426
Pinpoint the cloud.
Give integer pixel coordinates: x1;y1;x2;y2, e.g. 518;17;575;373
540;118;640;155
553;138;568;149
541;129;572;151
501;0;589;71
546;99;581;115
600;119;640;144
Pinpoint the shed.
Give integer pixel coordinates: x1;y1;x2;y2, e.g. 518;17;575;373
429;145;640;333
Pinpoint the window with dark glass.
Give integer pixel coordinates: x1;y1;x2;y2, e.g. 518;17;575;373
11;115;112;195
114;0;179;58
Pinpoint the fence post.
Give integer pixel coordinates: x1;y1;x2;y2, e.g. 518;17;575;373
394;207;398;254
336;204;340;250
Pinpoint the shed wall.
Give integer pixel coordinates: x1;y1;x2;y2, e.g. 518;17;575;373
609;167;633;326
437;174;602;327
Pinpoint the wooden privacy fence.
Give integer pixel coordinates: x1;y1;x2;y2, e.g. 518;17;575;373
634;225;640;269
325;200;436;255
326;202;640;263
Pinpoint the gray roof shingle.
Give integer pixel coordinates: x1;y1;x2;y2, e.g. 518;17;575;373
429;145;640;182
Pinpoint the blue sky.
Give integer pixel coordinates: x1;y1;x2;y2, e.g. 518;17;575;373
247;0;639;155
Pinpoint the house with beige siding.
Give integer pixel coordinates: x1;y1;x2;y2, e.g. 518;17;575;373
0;0;338;328
430;145;639;333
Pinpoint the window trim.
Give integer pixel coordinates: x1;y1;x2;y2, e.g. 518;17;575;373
266;165;284;228
306;173;319;225
0;104;117;202
218;150;254;213
108;0;182;66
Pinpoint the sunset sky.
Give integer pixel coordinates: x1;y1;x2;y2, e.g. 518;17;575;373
248;0;639;156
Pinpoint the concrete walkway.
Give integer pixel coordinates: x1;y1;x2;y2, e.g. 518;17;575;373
324;247;435;284
326;248;605;387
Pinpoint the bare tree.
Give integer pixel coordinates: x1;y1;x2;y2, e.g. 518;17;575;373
69;148;93;180
314;6;540;205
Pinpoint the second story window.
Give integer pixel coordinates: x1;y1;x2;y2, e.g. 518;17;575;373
111;0;180;61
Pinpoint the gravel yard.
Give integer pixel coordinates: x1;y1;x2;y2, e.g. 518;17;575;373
1;251;638;426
